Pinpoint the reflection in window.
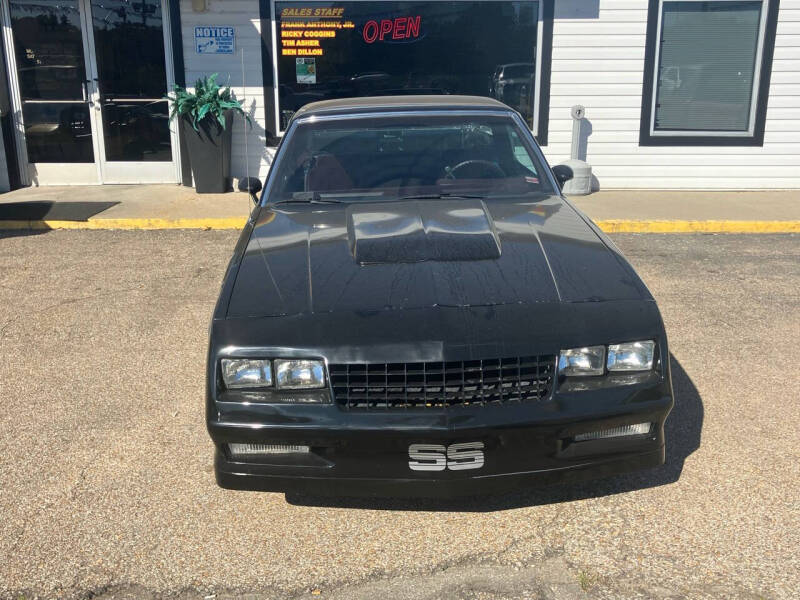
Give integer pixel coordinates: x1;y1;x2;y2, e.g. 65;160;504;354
23;103;94;163
90;0;167;98
90;0;172;161
275;1;539;130
101;100;172;162
10;0;95;163
269;115;553;202
9;0;87;101
654;1;763;133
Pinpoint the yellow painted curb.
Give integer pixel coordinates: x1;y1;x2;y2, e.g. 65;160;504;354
0;217;797;233
0;217;248;230
595;220;800;234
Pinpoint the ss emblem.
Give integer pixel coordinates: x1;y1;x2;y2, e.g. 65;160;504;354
408;442;485;472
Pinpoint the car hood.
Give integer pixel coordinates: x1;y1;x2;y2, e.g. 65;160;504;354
225;195;649;319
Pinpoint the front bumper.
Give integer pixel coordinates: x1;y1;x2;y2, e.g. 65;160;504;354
209;385;672;497
215;447;665;498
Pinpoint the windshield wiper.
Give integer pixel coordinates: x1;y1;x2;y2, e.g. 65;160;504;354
274;191;487;205
395;193;486;201
273;191;344;205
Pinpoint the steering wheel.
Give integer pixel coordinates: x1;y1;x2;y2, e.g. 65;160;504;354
444;160;506;179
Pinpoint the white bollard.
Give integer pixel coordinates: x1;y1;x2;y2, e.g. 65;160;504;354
560;105;593;196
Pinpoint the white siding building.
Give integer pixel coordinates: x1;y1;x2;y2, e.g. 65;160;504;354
1;0;797;191
179;0;274;181
543;0;800;189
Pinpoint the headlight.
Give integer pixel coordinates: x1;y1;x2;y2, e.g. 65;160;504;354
607;340;655;372
275;359;326;389
558;346;605;376
221;359;272;388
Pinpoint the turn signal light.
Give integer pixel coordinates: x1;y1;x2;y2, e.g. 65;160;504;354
574;423;651;441
227;443;310;457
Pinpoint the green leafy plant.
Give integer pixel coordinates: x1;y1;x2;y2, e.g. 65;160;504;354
165;73;251;130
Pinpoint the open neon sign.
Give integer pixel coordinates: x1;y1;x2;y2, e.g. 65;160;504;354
362;16;421;43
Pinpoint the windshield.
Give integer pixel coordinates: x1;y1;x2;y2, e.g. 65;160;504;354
267;114;556;204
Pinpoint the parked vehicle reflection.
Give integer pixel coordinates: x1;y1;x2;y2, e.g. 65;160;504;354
490;63;535;125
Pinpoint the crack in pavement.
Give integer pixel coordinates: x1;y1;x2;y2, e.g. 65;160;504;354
5;553;763;600
1;558;587;600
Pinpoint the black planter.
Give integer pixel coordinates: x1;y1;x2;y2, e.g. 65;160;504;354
182;110;233;193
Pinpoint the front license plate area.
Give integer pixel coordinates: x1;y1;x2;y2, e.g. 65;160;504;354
408;441;485;472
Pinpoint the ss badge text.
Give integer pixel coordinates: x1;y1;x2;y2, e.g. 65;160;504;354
408;442;485;471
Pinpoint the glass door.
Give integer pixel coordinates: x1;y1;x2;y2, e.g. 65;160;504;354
4;0;179;185
86;0;179;183
8;0;100;184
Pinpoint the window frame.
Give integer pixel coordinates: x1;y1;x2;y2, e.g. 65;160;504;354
639;0;779;147
259;0;553;144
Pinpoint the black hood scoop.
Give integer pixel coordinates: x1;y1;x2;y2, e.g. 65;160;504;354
346;199;502;264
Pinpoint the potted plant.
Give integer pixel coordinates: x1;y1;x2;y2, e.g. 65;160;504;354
166;73;251;193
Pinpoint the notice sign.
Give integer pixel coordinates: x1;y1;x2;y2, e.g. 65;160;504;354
295;58;316;83
195;26;235;54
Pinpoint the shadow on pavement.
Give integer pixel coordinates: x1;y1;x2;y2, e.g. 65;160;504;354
0;227;51;239
285;354;703;512
0;201;119;238
0;200;118;221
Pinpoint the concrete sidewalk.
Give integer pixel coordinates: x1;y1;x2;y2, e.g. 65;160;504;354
570;190;799;233
0;184;798;232
0;184;253;230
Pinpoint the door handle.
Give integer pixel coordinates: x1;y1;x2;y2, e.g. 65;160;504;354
82;81;94;107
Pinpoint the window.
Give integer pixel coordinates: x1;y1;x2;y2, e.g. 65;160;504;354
268;1;551;139
639;0;778;146
510;129;536;173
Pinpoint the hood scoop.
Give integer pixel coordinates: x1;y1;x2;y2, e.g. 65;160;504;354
347;199;502;264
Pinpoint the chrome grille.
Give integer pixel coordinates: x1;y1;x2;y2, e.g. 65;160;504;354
329;356;555;409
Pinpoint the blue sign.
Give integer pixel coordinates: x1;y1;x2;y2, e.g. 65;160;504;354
195;26;235;54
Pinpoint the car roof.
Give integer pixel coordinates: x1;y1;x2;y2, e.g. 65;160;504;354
292;95;512;120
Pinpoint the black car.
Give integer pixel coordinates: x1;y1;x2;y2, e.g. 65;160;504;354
207;96;673;497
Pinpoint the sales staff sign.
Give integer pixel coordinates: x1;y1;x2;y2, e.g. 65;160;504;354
195;26;235;54
279;6;422;57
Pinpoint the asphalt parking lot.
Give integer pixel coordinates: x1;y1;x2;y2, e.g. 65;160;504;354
0;230;798;600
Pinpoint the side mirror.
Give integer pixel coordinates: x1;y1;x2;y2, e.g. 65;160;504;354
238;177;262;204
552;164;574;190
